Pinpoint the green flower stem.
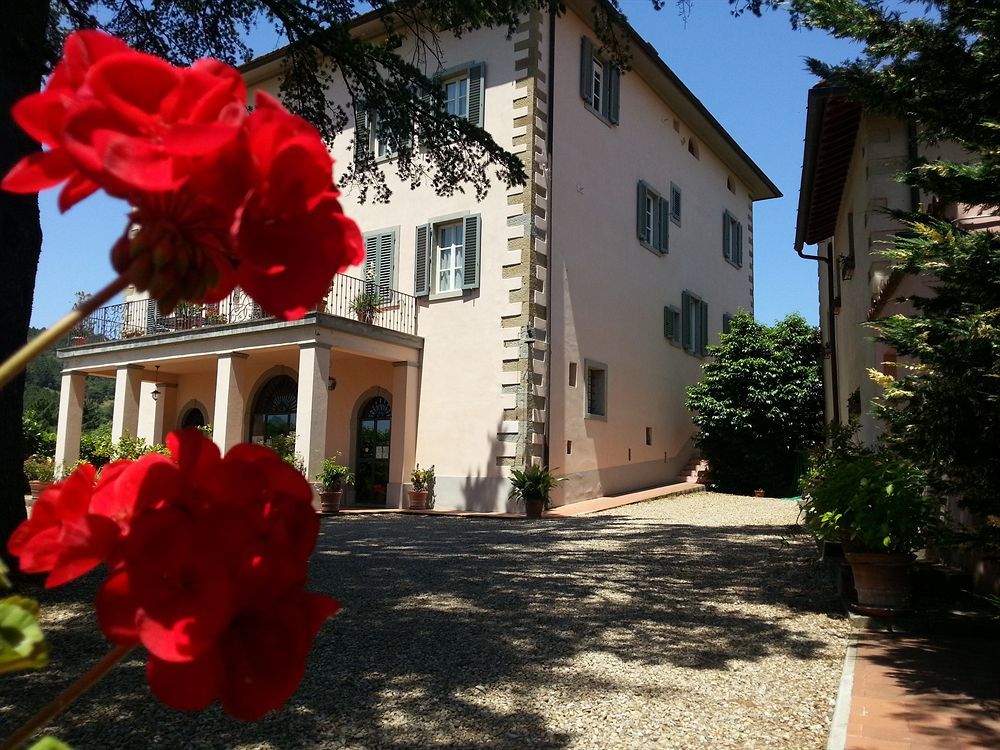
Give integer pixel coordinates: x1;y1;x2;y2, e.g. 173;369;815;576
0;274;129;391
0;643;135;750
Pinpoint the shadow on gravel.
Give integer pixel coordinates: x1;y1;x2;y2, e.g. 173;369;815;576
2;511;843;749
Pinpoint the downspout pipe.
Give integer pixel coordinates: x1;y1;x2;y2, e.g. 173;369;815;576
794;243;839;427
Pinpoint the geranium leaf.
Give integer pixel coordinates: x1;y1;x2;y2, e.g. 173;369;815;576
0;596;49;674
29;738;73;750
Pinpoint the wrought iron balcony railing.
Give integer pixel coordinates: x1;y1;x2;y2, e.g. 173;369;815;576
74;273;418;345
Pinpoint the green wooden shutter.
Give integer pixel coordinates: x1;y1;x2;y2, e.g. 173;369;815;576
722;312;732;335
722;212;731;260
467;63;485;127
636;181;648;243
414;224;431;297
658;195;670;253
699;300;709;356
354;103;370;163
580;37;594;102
377;232;395;301
461;214;481;290
735;222;743;267
607;63;620;123
671;308;682;345
363;233;378;278
664;306;673;340
681;291;692;351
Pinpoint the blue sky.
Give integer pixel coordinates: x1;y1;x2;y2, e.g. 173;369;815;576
29;2;861;329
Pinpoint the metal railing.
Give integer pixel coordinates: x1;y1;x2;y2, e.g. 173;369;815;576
75;274;417;345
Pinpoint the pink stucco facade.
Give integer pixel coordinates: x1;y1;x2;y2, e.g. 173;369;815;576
54;4;778;511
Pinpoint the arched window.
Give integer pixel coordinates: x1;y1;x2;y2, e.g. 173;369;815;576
355;396;391;505
250;375;297;444
180;407;206;429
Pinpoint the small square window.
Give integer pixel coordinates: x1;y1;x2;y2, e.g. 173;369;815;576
568;361;578;387
670;184;682;226
584;360;607;419
645;427;653;446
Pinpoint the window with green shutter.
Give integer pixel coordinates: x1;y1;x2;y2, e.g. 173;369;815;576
664;305;681;346
580;36;620;125
437;62;486;126
680;290;709;356
417;214;483;298
363;229;397;301
637;180;669;254
723;210;743;268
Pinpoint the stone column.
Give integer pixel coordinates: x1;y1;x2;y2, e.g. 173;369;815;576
138;381;176;446
388;360;420;509
111;365;144;442
213;352;249;453
54;371;86;478
294;343;331;482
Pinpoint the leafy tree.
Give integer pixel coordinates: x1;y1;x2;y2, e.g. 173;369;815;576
686;312;824;496
785;0;1000;540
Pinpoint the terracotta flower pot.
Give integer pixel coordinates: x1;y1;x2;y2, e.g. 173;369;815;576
845;551;913;615
754;489;765;498
408;490;429;510
319;490;343;514
525;497;545;519
28;480;53;500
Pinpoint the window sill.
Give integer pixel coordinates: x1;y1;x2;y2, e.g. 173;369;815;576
584;412;607;421
428;289;464;302
583;103;616;128
724;257;743;270
639;241;667;257
670;216;681;228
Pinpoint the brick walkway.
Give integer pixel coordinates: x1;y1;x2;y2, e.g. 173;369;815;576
840;632;1000;749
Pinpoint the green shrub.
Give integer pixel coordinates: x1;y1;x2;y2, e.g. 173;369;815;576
317;454;354;491
23;411;56;458
508;465;563;508
685;312;824;496
410;464;435;492
23;455;55;482
800;433;939;554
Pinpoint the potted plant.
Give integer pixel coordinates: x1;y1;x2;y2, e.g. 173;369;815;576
316;454;354;514
408;464;435;510
801;443;939;615
23;455;55;500
508;465;564;519
350;288;381;325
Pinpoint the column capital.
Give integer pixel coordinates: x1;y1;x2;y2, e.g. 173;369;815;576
298;341;332;352
116;363;146;371
217;351;249;360
392;360;420;369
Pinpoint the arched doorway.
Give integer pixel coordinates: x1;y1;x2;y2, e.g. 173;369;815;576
249;374;297;448
355;396;391;506
180;407;206;429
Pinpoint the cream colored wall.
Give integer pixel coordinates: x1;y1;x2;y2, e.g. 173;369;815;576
820;114;939;444
548;8;756;502
247;26;523;510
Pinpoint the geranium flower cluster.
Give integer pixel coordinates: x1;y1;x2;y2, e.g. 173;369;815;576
2;30;364;319
8;429;338;720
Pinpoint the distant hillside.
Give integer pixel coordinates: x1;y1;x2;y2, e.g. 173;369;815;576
24;327;113;432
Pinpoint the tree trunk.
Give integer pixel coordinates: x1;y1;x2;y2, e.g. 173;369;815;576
0;0;50;570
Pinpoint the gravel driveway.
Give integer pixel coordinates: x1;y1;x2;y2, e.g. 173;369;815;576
2;492;850;749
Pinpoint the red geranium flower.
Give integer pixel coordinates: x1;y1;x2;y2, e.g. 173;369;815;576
8;462;125;588
146;588;339;720
2;30;364;321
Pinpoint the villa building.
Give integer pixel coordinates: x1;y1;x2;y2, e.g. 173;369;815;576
53;1;779;511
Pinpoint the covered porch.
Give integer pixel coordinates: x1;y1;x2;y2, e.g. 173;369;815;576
54;310;423;509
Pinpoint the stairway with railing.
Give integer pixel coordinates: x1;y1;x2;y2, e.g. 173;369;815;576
74;273;418;345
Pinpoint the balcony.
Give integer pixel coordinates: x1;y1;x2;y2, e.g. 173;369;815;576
74;273;418;345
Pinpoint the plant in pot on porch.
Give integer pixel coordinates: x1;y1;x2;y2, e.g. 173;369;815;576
317;454;354;514
801;445;939;615
407;464;435;510
23;455;55;500
350;288;381;325
509;465;564;520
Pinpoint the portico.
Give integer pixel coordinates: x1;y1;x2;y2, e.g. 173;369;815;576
54;311;423;508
